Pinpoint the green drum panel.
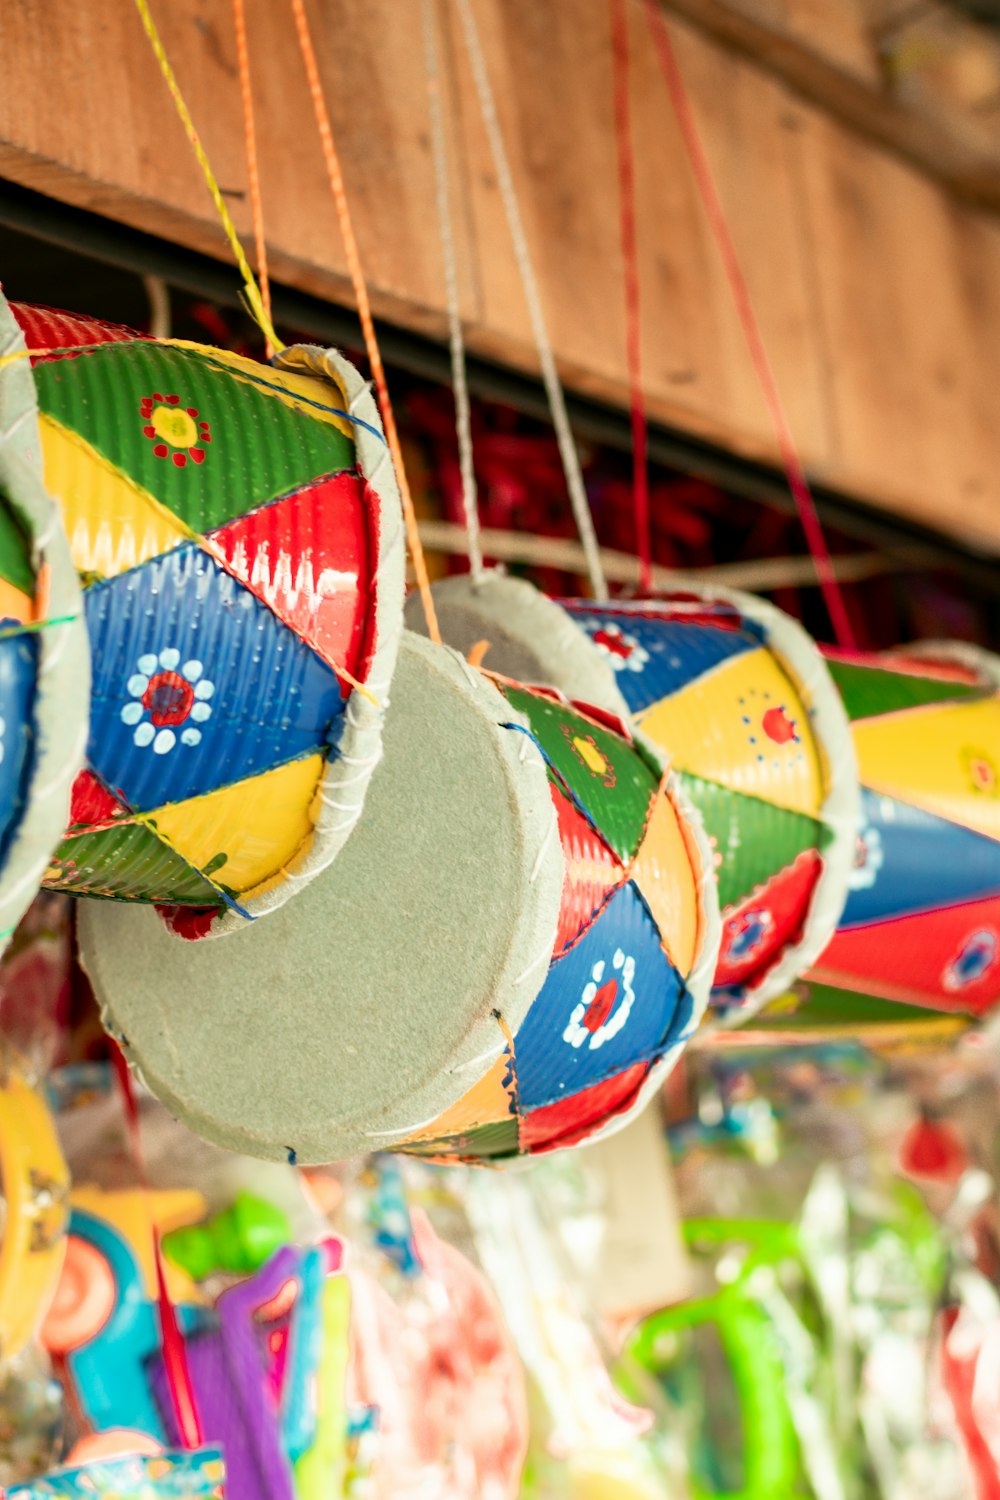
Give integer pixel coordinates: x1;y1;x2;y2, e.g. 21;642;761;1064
677;771;828;913
502;684;658;863
32;341;356;535
46;820;224;905
0;495;35;597
826;657;984;723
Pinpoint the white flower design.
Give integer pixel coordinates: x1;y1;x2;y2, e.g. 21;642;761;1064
586;622;649;674
848;825;884;892
563;948;636;1051
119;649;214;755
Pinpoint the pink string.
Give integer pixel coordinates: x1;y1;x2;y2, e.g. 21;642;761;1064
610;0;652;595
112;1044;204;1450
643;0;856;649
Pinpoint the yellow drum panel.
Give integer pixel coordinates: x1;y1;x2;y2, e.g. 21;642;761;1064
148;754;325;898
636;646;825;820
39;414;189;579
170;343;354;442
630;789;701;979
396;1051;512;1144
0;1059;69;1358
852;696;1000;843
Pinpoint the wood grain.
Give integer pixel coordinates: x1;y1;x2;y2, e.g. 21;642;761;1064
0;0;999;547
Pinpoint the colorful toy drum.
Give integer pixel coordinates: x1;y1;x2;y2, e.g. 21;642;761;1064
0;293;89;950
810;643;1000;1015
78;632;718;1164
407;573;857;1017
78;632;566;1162
395;675;719;1161
11;300;405;936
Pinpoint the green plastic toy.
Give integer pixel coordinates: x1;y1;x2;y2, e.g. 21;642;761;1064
161;1191;291;1280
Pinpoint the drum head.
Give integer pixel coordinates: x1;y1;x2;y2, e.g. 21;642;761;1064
405;572;627;718
0;290;89;950
79;632;564;1162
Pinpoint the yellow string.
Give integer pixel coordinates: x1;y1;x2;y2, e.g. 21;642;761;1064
232;0;274;360
131;0;284;356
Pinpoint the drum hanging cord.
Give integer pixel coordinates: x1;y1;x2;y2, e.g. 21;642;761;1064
289;0;442;644
454;0;609;603
421;0;485;586
610;0;653;596
131;0;284;358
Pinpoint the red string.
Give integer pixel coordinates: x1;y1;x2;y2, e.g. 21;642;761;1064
642;0;856;650
111;1043;204;1450
610;0;652;595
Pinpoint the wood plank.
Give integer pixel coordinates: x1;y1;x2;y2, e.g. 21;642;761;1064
0;0;999;549
660;0;1000;211
791;102;1000;547
446;2;833;467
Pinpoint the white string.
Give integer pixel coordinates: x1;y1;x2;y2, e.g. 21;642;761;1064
454;0;608;601
422;0;484;583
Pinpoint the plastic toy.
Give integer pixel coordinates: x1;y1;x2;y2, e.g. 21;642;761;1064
627;1219;804;1500
6;1445;225;1497
151;1239;345;1500
162;1191;291;1280
0;1050;70;1361
10;298;405;936
40;1188;207;1442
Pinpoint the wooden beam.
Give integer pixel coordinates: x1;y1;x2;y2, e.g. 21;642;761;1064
414;519;912;592
659;0;1000;213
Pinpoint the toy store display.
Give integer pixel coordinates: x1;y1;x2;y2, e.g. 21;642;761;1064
9;296;405;936
662;1031;1000;1499
406;572;858;1016
0;295;88;955
2;277;1000;1500
78;632;720;1163
1;1079;543;1499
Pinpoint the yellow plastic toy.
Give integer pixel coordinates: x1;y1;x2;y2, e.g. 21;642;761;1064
0;1053;70;1361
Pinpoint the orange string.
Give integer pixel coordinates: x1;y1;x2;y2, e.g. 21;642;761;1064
232;0;274;359
111;1044;204;1450
289;0;441;644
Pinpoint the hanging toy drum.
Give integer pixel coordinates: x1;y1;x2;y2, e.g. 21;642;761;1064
809;642;1000;1015
406;572;857;1018
78;632;719;1164
393;675;719;1161
78;632;566;1162
0;294;89;951
11;300;405;936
